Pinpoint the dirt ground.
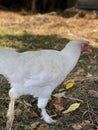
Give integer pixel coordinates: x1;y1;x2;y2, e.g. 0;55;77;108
0;8;98;130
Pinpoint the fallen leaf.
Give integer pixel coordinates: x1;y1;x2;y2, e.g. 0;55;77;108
51;97;65;111
53;91;65;98
54;104;64;111
72;120;91;130
79;59;87;64
82;120;90;125
72;123;82;130
88;90;98;98
15;109;22;117
31;121;40;129
95;116;98;124
51;97;65;106
26;111;38;118
86;73;93;78
63;102;80;114
66;82;74;89
37;124;50;130
75;68;85;75
81;120;91;130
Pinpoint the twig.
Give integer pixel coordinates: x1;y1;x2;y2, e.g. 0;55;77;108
64;96;84;103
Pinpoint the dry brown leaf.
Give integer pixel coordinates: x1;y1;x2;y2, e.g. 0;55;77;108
51;97;65;106
75;68;85;75
51;97;65;111
95;116;98;124
72;123;82;130
26;110;38;118
72;120;91;130
31;121;40;129
54;104;64;111
15;108;22;117
37;124;50;130
81;120;91;130
88;90;98;98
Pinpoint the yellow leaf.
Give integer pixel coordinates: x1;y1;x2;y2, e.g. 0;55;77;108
66;82;74;89
63;102;80;114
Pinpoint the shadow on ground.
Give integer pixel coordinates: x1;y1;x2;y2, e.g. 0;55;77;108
0;33;69;51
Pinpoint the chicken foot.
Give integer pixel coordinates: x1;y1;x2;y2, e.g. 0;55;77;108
6;91;15;130
38;98;56;124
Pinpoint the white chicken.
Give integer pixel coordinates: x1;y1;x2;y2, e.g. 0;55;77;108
0;39;89;130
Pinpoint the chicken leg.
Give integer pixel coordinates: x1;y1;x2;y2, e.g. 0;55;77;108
37;98;56;123
6;91;15;130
